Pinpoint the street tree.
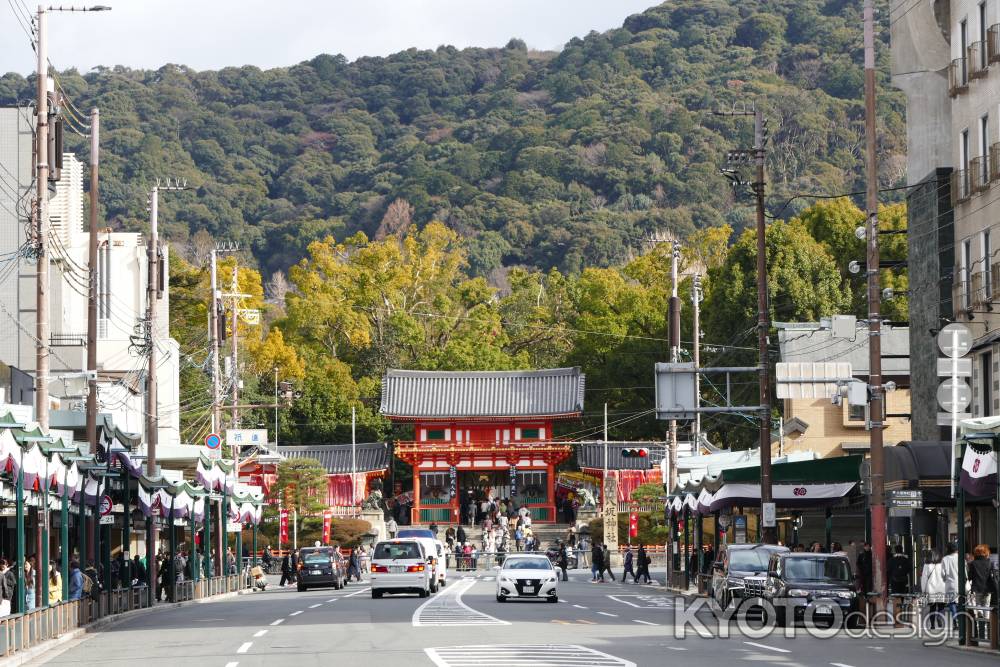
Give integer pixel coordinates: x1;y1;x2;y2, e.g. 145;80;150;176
275;457;329;540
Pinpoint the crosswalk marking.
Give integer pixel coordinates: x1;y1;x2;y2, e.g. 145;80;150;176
413;578;510;627
424;644;636;667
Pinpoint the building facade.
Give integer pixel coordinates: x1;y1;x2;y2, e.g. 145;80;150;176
893;0;1000;432
380;367;585;525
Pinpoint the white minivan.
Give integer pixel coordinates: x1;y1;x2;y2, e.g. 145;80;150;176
370;540;433;598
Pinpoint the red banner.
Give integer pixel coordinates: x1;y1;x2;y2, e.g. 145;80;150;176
629;512;639;538
279;508;289;543
322;510;333;544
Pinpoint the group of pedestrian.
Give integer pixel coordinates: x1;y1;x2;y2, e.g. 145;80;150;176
590;542;650;583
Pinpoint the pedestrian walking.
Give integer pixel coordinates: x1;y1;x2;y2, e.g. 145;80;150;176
920;552;946;629
635;545;651;584
348;548;362;582
856;542;873;595
280;551;294;587
133;555;146;587
48;561;61;605
591;542;604;582
24;559;35;612
67;560;83;602
623;546;635;582
557;542;569;582
457;524;467;546
386;517;398;539
600;544;616;582
968;544;995;611
941;542;960;623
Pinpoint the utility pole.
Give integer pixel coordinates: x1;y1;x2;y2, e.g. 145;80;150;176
146;187;159;477
863;0;887;607
692;274;702;454
231;263;239;433
34;6;49;431
86;108;99;453
668;241;681;493
209;250;221;434
753;108;775;545
351;405;357;503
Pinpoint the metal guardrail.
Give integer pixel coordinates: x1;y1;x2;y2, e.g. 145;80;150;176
0;575;247;658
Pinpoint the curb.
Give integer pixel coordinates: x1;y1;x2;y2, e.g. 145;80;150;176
0;588;252;667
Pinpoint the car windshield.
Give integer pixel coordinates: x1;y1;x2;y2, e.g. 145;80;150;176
504;558;551;571
374;542;422;560
302;553;332;564
784;557;852;582
728;550;772;571
398;529;434;539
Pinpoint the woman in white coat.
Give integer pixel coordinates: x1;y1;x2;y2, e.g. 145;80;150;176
921;552;947;629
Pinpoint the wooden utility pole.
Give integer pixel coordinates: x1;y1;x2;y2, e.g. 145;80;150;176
863;0;887;606
86;108;99;452
146;186;160;477
34;6;49;430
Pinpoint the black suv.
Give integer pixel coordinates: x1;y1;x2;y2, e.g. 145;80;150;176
710;543;788;616
296;547;347;592
759;552;857;626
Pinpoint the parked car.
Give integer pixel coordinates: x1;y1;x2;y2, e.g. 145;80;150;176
370;539;433;598
496;553;559;603
758;552;858;626
296;547;347;592
710;543;788;616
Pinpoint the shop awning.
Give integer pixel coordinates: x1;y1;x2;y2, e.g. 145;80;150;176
720;454;862;485
708;482;858;512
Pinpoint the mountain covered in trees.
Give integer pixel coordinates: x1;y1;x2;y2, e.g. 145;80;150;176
0;0;904;282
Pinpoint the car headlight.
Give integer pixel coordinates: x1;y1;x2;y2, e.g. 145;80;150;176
546;576;557;583
501;576;514;583
834;591;855;599
787;588;812;597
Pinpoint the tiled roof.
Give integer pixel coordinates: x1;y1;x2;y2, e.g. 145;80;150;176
277;443;390;474
576;441;667;471
380;367;585;419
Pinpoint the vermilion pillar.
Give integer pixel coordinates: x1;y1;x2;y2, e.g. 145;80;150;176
412;464;421;525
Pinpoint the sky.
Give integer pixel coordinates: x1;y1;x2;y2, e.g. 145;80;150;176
1;0;657;75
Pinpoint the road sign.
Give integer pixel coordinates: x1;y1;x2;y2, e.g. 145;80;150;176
226;429;268;450
654;362;697;420
761;502;776;528
939;412;973;426
938;358;972;377
938;323;972;358
227;522;243;532
888;489;923;509
99;494;113;516
937;378;972;412
99;515;114;525
733;515;747;544
205;432;222;460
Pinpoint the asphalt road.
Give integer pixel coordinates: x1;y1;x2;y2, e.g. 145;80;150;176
24;570;1000;667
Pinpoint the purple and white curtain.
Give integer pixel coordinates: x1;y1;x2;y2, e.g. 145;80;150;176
960;440;998;497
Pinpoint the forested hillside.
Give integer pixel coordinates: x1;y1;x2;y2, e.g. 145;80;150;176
0;0;904;281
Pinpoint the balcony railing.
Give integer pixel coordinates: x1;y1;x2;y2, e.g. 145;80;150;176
954;277;971;315
970;156;990;193
991;143;1000;184
971;270;990;307
950;57;969;95
989;25;1000;64
992;263;1000;297
952;169;971;205
970;42;988;78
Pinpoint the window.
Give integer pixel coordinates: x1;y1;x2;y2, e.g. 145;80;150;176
961;19;970;82
962;128;971;171
983;352;993;417
520;428;540;440
982;115;991;184
980;3;988;69
985;229;993;297
426;429;446;440
964;238;973;309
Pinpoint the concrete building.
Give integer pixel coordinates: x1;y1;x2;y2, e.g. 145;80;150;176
892;0;1000;433
776;318;912;458
0;107;181;447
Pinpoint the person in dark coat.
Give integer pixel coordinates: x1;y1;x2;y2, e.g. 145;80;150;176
857;542;873;594
132;555;146;587
280;551;294;587
887;544;911;595
636;545;651;584
623;546;635;582
591;543;604;582
968;543;996;609
557;542;569;582
456;525;467;545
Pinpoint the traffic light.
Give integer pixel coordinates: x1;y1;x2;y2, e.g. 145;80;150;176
621;447;649;458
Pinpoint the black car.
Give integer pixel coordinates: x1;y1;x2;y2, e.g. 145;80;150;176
710;543;788;616
296;547;347;592
759;552;858;626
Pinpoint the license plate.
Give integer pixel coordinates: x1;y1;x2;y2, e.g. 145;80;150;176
310;570;321;575
815;604;832;614
390;566;404;573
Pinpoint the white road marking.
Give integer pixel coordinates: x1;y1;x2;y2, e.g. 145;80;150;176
666;647;688;651
831;663;856;667
633;619;659;626
744;641;791;654
608;594;674;609
269;619;284;626
253;630;267;638
309;603;322;608
236;642;252;654
573;604;588;609
596;611;618;617
289;611;303;616
342;586;372;598
224;663;239;667
327;598;338;602
413;578;510;627
424;644;636;667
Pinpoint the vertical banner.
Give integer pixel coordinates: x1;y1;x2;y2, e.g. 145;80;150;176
509;465;517;499
322;510;333;544
279;508;289;543
603;473;619;548
629;512;639;538
448;466;457;498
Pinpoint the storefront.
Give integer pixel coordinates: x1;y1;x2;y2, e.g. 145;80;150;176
381;367;585;524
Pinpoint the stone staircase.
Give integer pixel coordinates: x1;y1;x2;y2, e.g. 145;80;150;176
409;522;575;548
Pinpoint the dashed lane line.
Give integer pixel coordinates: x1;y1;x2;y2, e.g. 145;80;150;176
744;641;791;654
253;630;267;638
666;647;688;651
633;619;659;626
309;603;322;608
596;612;618;617
424;644;636;667
224;662;239;667
342;586;372;598
831;663;856;667
289;611;303;616
236;642;252;654
270;619;285;626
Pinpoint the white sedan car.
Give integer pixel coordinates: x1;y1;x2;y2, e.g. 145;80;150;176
370;539;433;598
495;553;559;603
